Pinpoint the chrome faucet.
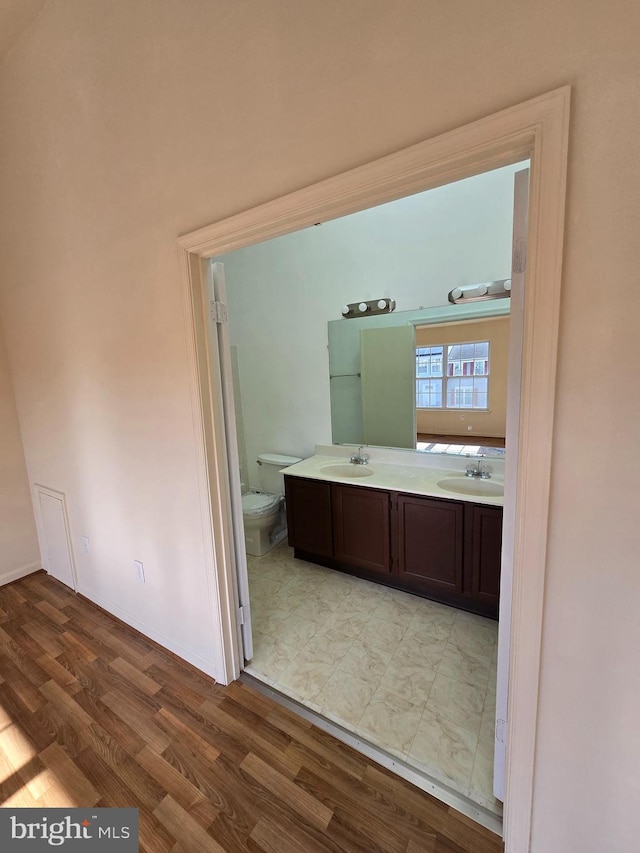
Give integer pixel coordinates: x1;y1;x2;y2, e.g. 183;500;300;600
465;460;491;479
349;446;370;465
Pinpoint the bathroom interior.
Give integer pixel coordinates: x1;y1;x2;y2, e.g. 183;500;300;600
215;160;528;823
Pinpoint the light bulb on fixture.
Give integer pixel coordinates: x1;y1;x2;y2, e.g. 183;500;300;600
340;297;396;318
448;279;511;304
457;284;488;299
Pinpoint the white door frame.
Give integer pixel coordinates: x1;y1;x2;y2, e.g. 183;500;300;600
176;87;570;851
493;166;530;802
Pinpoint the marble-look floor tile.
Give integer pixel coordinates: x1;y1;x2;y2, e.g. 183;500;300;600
257;594;295;618
358;688;423;754
315;670;375;728
410;707;478;793
277;613;320;647
348;581;388;605
269;585;315;609
378;652;437;706
383;586;424;609
479;700;496;743
280;567;328;589
403;612;455;645
338;638;392;687
438;642;492;690
251;609;290;638
247;548;499;815
315;609;370;639
276;649;335;702
469;737;503;814
310;581;353;608
484;680;497;714
253;558;296;582
248;574;283;595
289;595;337;622
395;634;447;667
316;572;358;593
358;618;407;653
454;607;493;624
248;635;300;682
371;597;419;626
426;673;485;734
300;629;353;667
448;618;497;659
412;599;458;622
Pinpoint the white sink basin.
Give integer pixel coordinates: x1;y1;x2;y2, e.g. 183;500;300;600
320;464;374;479
437;477;504;497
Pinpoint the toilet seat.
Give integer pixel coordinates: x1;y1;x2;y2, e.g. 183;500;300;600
242;492;281;517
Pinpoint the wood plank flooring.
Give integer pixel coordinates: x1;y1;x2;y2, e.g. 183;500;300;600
0;572;504;853
416;434;506;448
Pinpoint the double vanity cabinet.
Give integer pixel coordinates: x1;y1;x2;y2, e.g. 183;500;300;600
284;457;503;619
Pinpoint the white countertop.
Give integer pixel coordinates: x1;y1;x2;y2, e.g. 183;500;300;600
283;447;504;507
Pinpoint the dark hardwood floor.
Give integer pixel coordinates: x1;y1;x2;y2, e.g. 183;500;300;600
0;572;504;853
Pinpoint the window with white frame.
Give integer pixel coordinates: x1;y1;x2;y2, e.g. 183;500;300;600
416;340;489;409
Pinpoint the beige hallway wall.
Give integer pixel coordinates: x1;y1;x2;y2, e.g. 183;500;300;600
0;315;39;581
0;3;638;850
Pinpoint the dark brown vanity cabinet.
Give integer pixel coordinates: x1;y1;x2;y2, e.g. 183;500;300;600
284;475;503;618
395;494;464;594
332;484;391;575
284;476;333;558
465;503;503;608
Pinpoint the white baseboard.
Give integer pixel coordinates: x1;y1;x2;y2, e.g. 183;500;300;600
0;561;41;587
76;584;220;681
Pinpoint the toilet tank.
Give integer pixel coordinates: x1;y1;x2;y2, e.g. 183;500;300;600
257;453;303;495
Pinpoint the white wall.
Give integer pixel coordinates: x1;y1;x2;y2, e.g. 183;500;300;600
0;316;39;582
222;165;519;488
0;3;639;849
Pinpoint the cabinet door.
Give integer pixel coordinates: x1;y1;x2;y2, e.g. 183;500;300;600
467;504;503;607
284;476;333;558
332;484;391;574
396;494;463;593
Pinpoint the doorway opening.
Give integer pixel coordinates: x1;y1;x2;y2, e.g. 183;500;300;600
214;160;526;825
177;88;570;851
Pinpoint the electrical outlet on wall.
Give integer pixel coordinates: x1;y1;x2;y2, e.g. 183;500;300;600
134;560;145;583
81;536;90;555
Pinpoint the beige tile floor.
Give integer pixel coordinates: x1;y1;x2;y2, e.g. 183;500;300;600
245;542;502;816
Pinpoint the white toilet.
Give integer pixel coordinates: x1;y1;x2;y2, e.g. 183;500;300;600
242;453;302;557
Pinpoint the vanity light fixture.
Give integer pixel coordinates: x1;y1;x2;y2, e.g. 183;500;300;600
447;279;511;304
341;297;396;319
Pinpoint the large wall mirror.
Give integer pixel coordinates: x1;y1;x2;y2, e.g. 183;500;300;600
328;300;510;455
220;161;527;490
